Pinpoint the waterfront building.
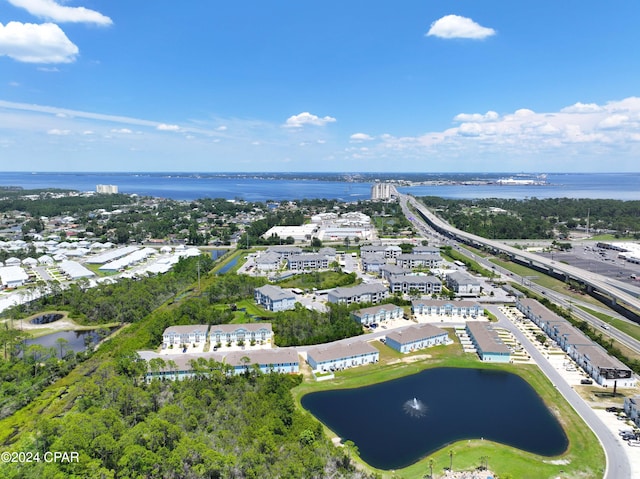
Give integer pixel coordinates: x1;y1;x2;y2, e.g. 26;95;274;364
385;324;449;354
96;184;118;194
465;321;511;363
370;182;392;200
307;341;379;372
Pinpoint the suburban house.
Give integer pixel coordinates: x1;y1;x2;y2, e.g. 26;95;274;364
385;324;449;353
142;352;220;381
388;274;442;295
254;285;296;312
412;299;483;319
465;321;511;362
163;325;209;348
516;298;636;387
224;349;300;375
306;341;379;372
446;271;482;296
327;283;389;305
0;265;29;289
287;253;330;271
395;253;442;269
209;323;273;347
624;395;640;427
351;304;404;326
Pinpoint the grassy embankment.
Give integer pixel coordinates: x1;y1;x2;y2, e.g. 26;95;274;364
293;334;605;479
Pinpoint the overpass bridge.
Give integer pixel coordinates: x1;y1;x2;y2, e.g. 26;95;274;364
396;191;640;318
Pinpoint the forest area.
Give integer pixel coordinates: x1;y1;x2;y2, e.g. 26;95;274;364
419;197;640;239
0;255;381;478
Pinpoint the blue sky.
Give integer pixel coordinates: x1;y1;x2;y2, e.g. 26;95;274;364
1;1;640;172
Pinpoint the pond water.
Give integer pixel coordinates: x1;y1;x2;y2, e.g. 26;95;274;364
30;313;64;325
23;328;116;356
301;367;568;470
216;256;238;274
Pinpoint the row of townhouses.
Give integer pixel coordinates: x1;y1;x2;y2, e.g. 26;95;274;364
162;323;273;348
516;298;636;387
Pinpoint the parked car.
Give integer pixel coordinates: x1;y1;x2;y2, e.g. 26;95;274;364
580;379;593;385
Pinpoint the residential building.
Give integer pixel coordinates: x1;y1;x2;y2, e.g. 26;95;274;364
361;255;387;273
266;245;303;258
351;304;404;326
371;182;392;200
388;274;442;295
163;325;209;348
255;252;281;271
0;265;29;289
360;245;402;259
209;323;273;347
624;395;640;427
327;283;389;305
396;253;442;269
254;285;296;312
412;299;483;318
516;298;636;387
385;324;449;353
225;349;299;375
307;341;379;372
446;271;482;295
412;246;441;255
466;322;511;362
287;253;330;271
380;264;410;282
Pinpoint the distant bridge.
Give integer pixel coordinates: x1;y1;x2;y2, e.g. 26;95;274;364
396;190;640;318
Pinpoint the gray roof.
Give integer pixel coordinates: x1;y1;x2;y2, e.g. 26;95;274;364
447;271;480;284
352;304;403;317
390;274;441;285
466;321;511;355
386;324;447;345
256;252;281;264
308;341;378;363
164;324;209;335
224;348;299;367
412;299;481;308
209;323;273;334
330;283;388;298
255;285;295;301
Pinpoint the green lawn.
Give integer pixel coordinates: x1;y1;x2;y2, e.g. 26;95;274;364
293;342;605;479
276;271;359;290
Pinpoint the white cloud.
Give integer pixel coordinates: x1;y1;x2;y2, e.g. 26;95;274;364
427;15;496;40
157;123;180;131
0;21;78;63
216;125;227;131
8;0;112;26
454;111;499;122
561;102;602;114
349;132;374;142
284;112;337;128
598;114;629;130
110;128;132;134
47;128;69;135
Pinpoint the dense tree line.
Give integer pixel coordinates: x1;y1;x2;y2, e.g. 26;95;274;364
2;255;215;325
1;361;372;478
419;196;640;239
0;192;135;217
273;303;363;347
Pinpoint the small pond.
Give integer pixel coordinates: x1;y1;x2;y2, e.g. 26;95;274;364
22;327;118;356
301;367;568;470
30;313;64;325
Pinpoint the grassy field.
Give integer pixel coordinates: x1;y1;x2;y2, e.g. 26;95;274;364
292;340;605;479
276;270;359;290
577;305;640;342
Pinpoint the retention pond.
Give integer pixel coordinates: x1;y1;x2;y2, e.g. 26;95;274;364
301;367;568;470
